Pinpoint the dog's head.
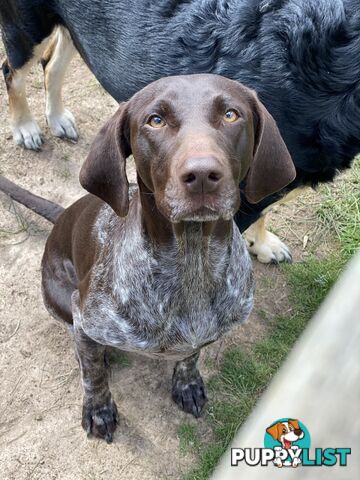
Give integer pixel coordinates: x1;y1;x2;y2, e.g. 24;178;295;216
80;74;295;222
266;419;304;449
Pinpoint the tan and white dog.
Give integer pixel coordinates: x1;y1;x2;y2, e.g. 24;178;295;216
266;419;304;468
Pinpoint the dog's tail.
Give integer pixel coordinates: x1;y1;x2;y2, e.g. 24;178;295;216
0;175;64;224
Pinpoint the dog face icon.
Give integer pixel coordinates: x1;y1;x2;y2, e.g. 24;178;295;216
266;419;304;449
266;419;305;467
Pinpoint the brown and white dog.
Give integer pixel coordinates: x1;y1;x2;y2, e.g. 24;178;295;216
266;419;305;467
0;74;296;442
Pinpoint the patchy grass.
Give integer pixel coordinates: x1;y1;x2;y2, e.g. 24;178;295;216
316;164;360;257
0;199;50;241
179;159;359;480
178;423;201;455
0;203;29;238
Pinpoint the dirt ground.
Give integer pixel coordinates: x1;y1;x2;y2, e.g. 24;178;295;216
0;43;337;480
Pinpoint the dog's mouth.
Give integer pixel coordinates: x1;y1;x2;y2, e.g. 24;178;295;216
182;209;227;222
162;189;239;223
283;439;292;449
170;205;234;223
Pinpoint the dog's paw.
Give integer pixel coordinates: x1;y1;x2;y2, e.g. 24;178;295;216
12;119;43;150
292;458;301;468
46;109;78;142
245;230;292;264
172;375;207;418
82;397;119;443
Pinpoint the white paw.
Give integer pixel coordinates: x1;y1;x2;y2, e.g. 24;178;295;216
46;109;78;141
245;230;292;264
12;119;43;150
292;458;301;468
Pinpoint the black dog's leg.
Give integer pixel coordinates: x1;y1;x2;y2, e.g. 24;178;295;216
0;1;56;150
172;352;207;417
2;54;44;150
42;27;78;141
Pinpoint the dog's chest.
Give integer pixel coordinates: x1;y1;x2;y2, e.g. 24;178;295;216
82;217;254;358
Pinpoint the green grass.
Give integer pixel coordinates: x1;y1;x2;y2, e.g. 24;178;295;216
178;160;359;479
178;423;201;455
316;164;360;257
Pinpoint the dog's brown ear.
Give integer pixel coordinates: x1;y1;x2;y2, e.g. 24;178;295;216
266;422;281;440
288;419;301;430
79;103;131;217
245;93;296;204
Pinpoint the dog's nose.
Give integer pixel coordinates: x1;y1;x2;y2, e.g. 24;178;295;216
181;157;223;194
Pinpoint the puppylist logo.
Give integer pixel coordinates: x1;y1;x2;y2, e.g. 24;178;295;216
264;418;308;467
231;418;351;468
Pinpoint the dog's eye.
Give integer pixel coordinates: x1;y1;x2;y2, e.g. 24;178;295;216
148;115;166;128
224;109;239;123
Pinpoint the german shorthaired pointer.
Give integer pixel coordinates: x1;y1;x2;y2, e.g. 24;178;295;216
0;74;295;442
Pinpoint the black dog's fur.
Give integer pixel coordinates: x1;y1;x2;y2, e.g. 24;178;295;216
1;0;360;230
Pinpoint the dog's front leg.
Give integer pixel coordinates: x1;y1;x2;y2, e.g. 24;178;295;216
172;352;207;417
74;326;119;442
72;292;118;442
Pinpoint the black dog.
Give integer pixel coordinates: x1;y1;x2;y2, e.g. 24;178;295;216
1;0;359;262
